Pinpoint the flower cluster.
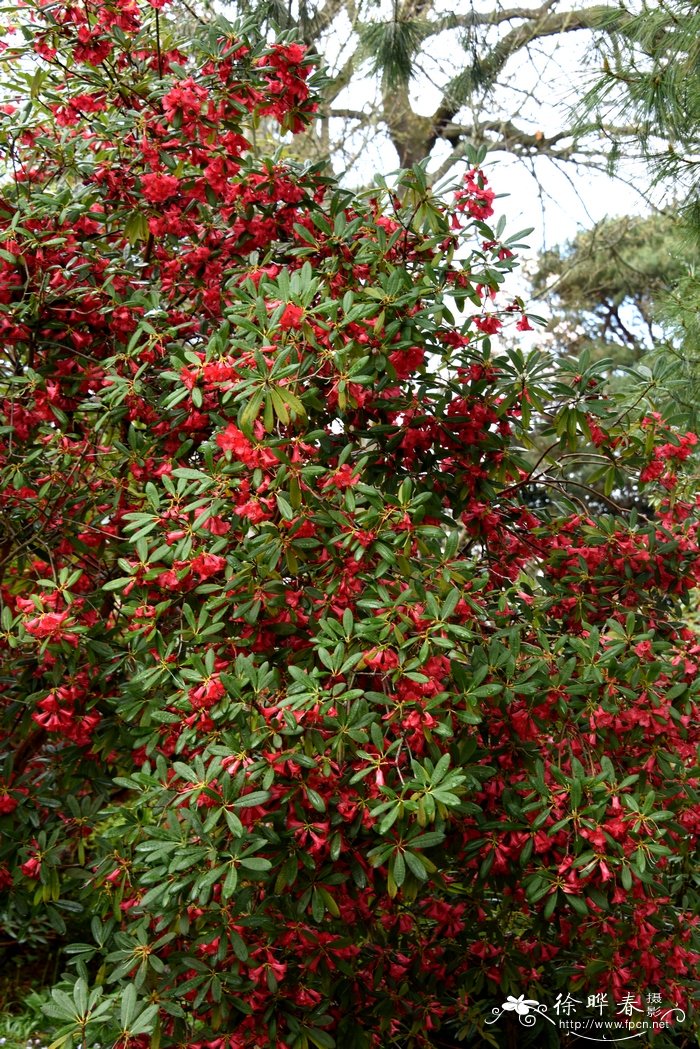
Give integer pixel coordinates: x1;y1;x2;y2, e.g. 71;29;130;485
453;167;496;222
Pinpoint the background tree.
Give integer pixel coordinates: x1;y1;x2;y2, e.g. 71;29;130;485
171;0;645;184
567;0;700;426
585;0;700;212
530;211;687;367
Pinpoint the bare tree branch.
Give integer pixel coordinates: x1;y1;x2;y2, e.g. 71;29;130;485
431;1;567;34
430;121;643;182
303;0;349;42
432;5;629;137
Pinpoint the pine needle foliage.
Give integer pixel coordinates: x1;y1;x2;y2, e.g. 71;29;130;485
584;1;700;205
359;17;429;87
582;1;700;428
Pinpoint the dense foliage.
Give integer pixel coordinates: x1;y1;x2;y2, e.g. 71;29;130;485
0;2;699;1047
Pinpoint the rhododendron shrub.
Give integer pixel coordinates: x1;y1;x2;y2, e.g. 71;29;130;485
0;2;699;1047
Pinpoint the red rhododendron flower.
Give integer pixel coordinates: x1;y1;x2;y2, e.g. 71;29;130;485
190;552;227;579
0;791;17;814
474;314;502;334
141;172;180;202
20;856;42;880
279;303;304;329
24;611;72;640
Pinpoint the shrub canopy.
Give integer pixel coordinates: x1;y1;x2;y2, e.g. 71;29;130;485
0;2;699;1047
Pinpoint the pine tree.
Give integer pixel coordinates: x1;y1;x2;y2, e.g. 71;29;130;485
583;1;700;426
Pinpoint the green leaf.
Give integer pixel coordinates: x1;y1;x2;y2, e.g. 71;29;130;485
233;791;271;808
403;850;428;880
391;850;406;887
120;983;137;1030
44;988;78;1022
543;892;558;919
276;493;294;520
125;211;149;244
130;1004;160;1035
102;576;133;592
239;390;264;433
566;893;589;916
238;856;272;871
222;863;238;899
306;1027;336;1049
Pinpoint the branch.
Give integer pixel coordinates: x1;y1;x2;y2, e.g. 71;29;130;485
322;48;361;105
297;0;635;177
447;118;577;152
431;2;562;33
431;5;629;139
327;107;371;121
429;120;643;182
303;0;349;42
398;0;436;22
381;80;434;168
